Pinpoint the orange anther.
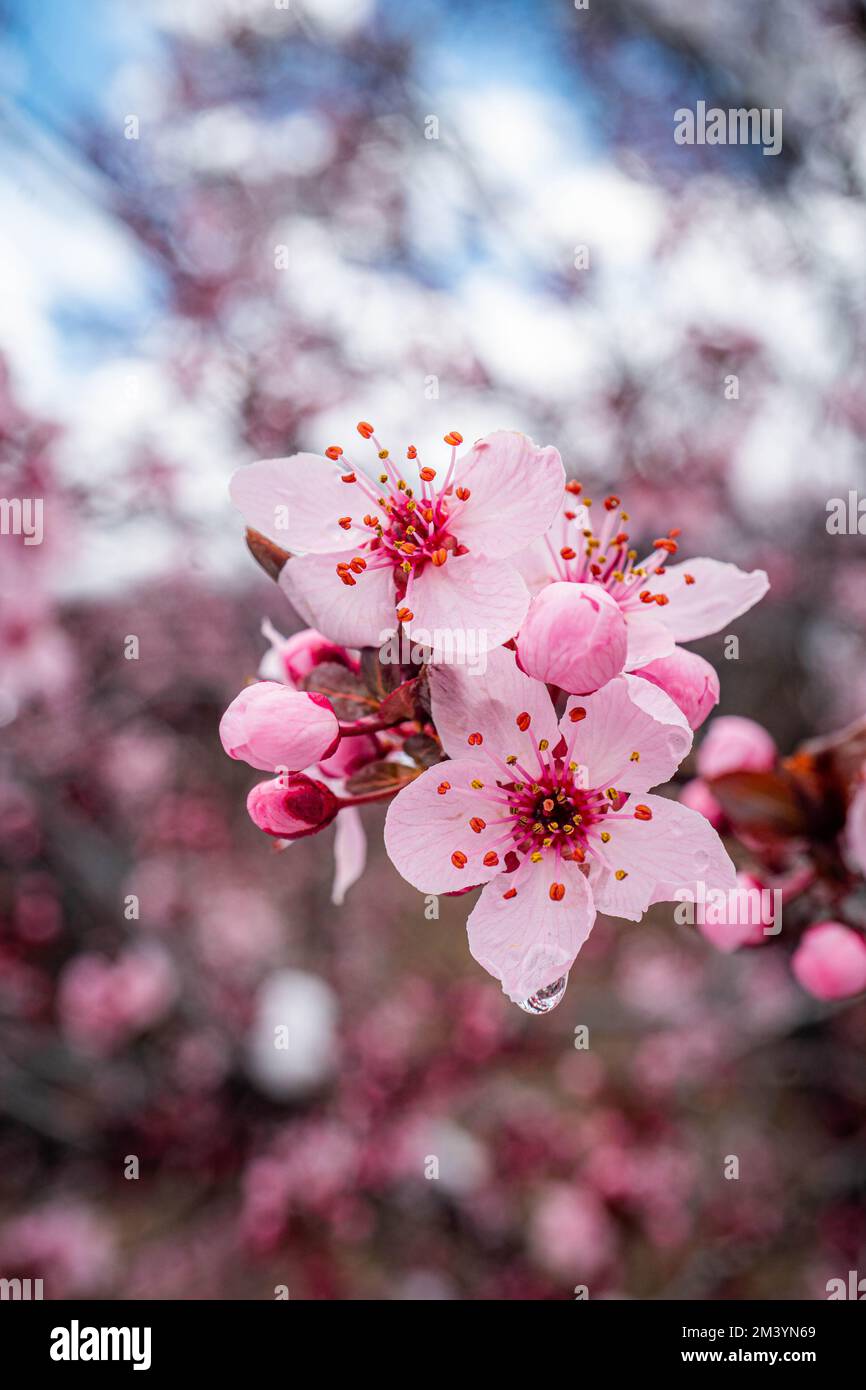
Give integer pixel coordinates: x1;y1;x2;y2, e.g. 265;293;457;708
443;431;463;446
502;887;517;900
549;882;566;901
419;466;436;482
455;486;471;501
431;548;447;566
469;817;486;834
437;781;451;795
357;421;374;438
604;495;620;511
560;546;577;561
516;711;531;731
483;851;500;867
341;472;356;483
565;480;582;495
569;706;587;722
338;516;352;530
467;731;483;746
451;850;468;869
634;804;653;820
325;445;343;460
396;606;414;622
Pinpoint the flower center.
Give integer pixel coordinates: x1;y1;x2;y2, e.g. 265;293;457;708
549;485;695;609
439;709;653;901
324;424;472;623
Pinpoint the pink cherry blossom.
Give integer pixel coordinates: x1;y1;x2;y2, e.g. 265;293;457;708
696;714;777;780
259;618;355;686
219;680;339;772
634;646;720;730
791;921;866;1001
254;624;370;903
516;489;768;671
230;427;566;659
247;772;339;839
384;646;735;1003
516;581;627;694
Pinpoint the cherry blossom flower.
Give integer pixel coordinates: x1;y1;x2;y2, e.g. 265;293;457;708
515;488;768;678
230;426;565;659
384;646;735;1003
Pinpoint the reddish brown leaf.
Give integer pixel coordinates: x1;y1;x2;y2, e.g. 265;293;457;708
707;770;808;839
345;760;420;796
359;646;404;701
300;662;377;721
378;677;419;725
403;732;444;769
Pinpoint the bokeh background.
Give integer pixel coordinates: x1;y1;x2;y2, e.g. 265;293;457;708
1;0;865;1300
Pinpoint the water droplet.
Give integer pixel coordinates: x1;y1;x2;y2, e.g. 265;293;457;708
516;974;569;1014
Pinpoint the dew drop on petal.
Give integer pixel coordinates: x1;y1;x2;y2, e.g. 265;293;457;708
516;974;569;1014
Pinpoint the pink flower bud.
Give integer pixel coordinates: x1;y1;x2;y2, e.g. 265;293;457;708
247;773;339;840
220;681;339;772
516;582;627;695
678;777;725;829
280;628;355;685
698;873;768;952
697;715;776;780
791;921;866;1001
635;647;719;730
318;732;380;779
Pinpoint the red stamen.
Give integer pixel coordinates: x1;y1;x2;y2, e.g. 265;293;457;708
357;421;374;438
516;711;531;731
325;445;343;460
451;851;467;869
